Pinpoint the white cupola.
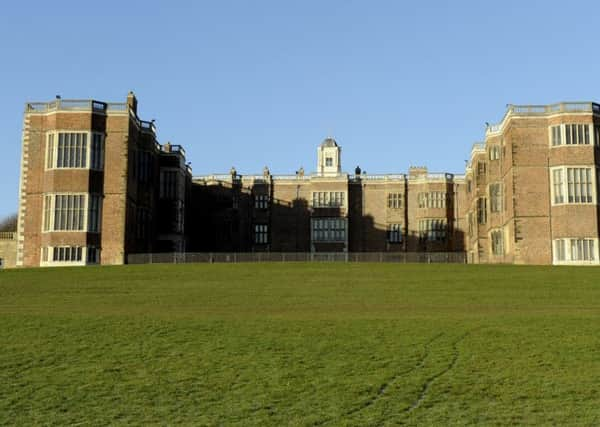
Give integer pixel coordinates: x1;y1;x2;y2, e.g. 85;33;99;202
317;137;342;177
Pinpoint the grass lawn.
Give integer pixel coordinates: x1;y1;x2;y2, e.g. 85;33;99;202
1;263;600;425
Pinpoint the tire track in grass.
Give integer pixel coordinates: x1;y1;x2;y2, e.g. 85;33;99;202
404;329;476;416
313;333;444;426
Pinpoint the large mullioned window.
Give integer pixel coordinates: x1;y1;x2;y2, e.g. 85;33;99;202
42;194;102;232
312;218;346;242
491;230;504;255
160;170;179;200
551;167;595;205
387;223;402;243
387;193;402;209
254;194;269;209
46;132;104;170
419;219;447;242
417;192;447;209
41;246;100;265
254;224;268;244
489;183;503;213
312;192;345;208
550;124;600;146
554;238;597;264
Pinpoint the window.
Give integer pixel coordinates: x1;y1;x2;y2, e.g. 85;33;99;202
491;230;504;255
570;239;595;261
551;166;594;204
46;132;105;170
46;134;54;169
388;193;402;209
325;157;333;167
388;224;402;243
255;194;269;209
160;170;179;199
53;246;82;262
489;145;500;160
477;198;487;225
136;207;150;239
565;124;590;145
489;183;502;213
419;219;446;241
312;218;346;242
554;239;566;262
551;124;593;146
52;194;85;231
595;125;600;146
554;238;597;263
57;133;87;168
41;246;99;265
552;169;564;204
254;224;268;244
477;161;486;181
467;180;472;193
468;212;474;236
43;194;101;232
551;125;562;146
90;133;104;170
418;192;447;209
87;247;100;264
136;151;152;183
312;192;345;208
88;195;101;232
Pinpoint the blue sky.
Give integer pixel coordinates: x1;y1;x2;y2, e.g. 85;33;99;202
1;0;600;218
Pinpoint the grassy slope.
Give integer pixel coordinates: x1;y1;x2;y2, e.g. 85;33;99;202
1;263;600;425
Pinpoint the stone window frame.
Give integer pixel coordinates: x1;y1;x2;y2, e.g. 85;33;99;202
548;123;599;147
549;166;597;206
490;229;504;256
489;183;503;213
254;224;268;244
40;245;100;267
311;218;346;242
311;191;346;208
45;130;105;171
387;192;402;209
254;194;270;210
387;223;402;243
553;238;599;265
489;145;501;161
417;191;447;209
418;218;447;242
41;192;103;234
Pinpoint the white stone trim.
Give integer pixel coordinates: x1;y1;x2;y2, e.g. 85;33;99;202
16;114;31;266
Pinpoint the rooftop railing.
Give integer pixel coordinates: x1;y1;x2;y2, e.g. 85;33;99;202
486;102;600;135
194;173;462;183
25;99;130;113
272;175;312;181
161;144;186;156
0;232;16;240
24;99;156;136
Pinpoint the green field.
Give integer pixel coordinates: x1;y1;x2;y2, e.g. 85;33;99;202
1;263;600;425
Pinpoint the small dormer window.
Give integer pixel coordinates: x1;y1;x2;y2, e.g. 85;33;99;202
325;157;333;167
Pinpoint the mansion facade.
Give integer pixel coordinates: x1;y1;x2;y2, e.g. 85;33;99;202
13;93;600;267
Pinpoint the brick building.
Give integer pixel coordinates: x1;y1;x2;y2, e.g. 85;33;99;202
191;139;466;254
13;96;600;266
16;93;190;267
465;102;600;265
